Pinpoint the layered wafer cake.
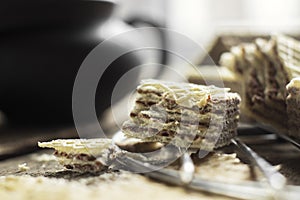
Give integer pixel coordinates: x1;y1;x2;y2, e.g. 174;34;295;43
220;34;300;138
38;139;113;172
122;79;241;151
286;78;300;138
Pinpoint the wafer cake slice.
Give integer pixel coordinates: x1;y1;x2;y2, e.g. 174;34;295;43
38;139;113;172
220;34;300;138
122;79;241;151
286;78;300;138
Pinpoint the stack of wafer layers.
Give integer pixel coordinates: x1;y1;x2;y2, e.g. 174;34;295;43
220;35;300;138
122;79;241;151
38;139;113;172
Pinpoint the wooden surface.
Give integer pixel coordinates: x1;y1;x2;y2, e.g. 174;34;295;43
0;150;241;200
0;125;300;200
0;138;300;200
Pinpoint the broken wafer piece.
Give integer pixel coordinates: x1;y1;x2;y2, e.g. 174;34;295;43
38;139;114;172
38;137;177;173
122;79;241;151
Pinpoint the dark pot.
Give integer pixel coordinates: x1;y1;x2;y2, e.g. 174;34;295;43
0;0;145;126
0;0;114;31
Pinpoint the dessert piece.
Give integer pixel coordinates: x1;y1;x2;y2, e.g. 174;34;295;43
220;37;289;132
286;78;300;138
38;137;179;172
220;34;300;138
122;79;241;151
38;139;113;172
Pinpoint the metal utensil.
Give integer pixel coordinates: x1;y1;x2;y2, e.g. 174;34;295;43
231;138;287;190
179;151;195;184
116;155;273;200
111;130;276;199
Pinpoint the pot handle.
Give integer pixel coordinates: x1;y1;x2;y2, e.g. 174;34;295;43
125;17;168;69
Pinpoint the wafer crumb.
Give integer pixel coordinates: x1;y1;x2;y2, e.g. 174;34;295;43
18;163;30;172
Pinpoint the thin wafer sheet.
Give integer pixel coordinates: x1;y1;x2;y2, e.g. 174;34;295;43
38;139;112;156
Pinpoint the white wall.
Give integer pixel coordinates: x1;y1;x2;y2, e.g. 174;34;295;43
113;0;300;68
167;0;300;43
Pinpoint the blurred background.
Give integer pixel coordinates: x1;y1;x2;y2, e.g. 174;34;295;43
1;0;300;158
